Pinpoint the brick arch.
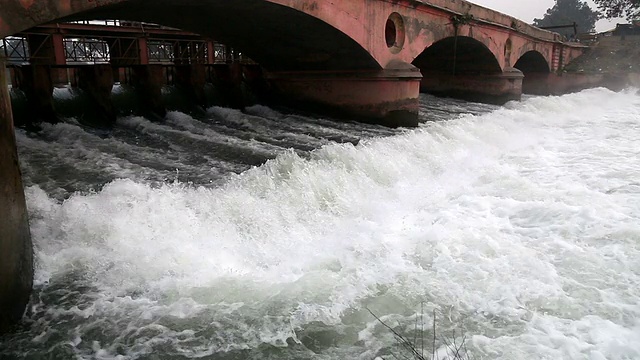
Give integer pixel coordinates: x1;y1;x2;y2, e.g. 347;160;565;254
514;50;550;74
511;42;553;72
0;0;381;72
1;0;579;73
412;35;502;75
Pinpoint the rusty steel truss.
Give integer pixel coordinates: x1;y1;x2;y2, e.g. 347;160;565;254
1;21;252;66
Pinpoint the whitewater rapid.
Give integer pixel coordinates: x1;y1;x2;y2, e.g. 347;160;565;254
1;89;639;359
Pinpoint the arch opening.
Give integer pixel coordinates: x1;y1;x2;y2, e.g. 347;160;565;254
514;50;551;95
412;36;502;76
410;36;520;104
3;0;381;72
514;51;550;75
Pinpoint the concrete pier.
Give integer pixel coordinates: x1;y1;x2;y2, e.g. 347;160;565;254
174;64;207;108
420;68;525;104
267;64;422;127
77;65;116;126
13;65;57;125
0;58;33;334
207;63;248;109
130;65;167;119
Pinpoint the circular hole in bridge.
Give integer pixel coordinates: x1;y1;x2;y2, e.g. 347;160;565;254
385;19;397;48
385;13;405;53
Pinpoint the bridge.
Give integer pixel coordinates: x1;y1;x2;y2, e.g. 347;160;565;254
0;0;587;332
3;21;259;126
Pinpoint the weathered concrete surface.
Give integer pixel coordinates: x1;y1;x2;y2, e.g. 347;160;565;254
0;58;33;334
77;64;116;127
267;63;422;127
421;68;524;104
130;65;166;120
12;65;58;125
527;72;638;95
174;65;207;108
529;36;640;95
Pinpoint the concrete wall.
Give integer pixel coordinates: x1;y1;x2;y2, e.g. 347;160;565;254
0;58;33;334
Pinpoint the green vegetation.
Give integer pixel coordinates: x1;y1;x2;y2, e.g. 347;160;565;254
593;0;640;20
533;0;600;37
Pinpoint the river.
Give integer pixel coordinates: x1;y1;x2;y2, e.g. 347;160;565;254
0;88;639;359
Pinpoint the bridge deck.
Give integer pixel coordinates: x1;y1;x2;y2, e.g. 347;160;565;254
413;0;561;43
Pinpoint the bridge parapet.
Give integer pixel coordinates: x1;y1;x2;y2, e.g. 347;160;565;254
416;0;562;43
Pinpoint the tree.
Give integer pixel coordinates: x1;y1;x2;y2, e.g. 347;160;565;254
593;0;640;20
533;0;601;37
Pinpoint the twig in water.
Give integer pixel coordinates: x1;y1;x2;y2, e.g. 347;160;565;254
368;306;473;360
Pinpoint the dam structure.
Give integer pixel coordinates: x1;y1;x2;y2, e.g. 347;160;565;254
0;0;588;332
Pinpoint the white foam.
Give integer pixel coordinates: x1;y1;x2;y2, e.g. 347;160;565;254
19;88;640;359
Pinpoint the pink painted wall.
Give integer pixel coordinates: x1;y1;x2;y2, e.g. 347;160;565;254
271;0;578;72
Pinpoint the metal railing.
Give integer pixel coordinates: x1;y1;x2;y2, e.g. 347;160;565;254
66;20;178;31
64;38;110;64
1;25;254;65
1;36;29;63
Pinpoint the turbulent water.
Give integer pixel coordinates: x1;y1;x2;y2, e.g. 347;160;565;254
1;89;639;360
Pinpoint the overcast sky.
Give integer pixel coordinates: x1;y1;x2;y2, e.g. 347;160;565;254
471;0;625;32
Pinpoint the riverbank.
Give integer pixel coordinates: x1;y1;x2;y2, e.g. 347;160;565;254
560;35;640;90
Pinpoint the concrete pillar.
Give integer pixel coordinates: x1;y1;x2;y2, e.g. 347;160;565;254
0;58;33;334
130;65;166;119
77;65;115;127
242;64;267;100
174;64;207;108
266;62;422;127
419;67;524;104
522;72;630;96
522;73;552;95
208;63;244;108
13;65;57;125
13;33;69;125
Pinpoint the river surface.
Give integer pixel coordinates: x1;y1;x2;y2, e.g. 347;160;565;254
0;89;639;360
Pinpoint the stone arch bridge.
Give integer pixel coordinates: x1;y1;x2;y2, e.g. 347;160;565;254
1;0;585;125
1;0;587;332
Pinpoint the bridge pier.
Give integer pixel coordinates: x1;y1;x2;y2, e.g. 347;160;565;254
130;65;167;120
266;64;422;127
521;72;629;96
13;65;58;125
0;58;33;334
206;63;248;109
77;65;116;127
521;73;552;95
174;64;208;108
420;68;525;104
